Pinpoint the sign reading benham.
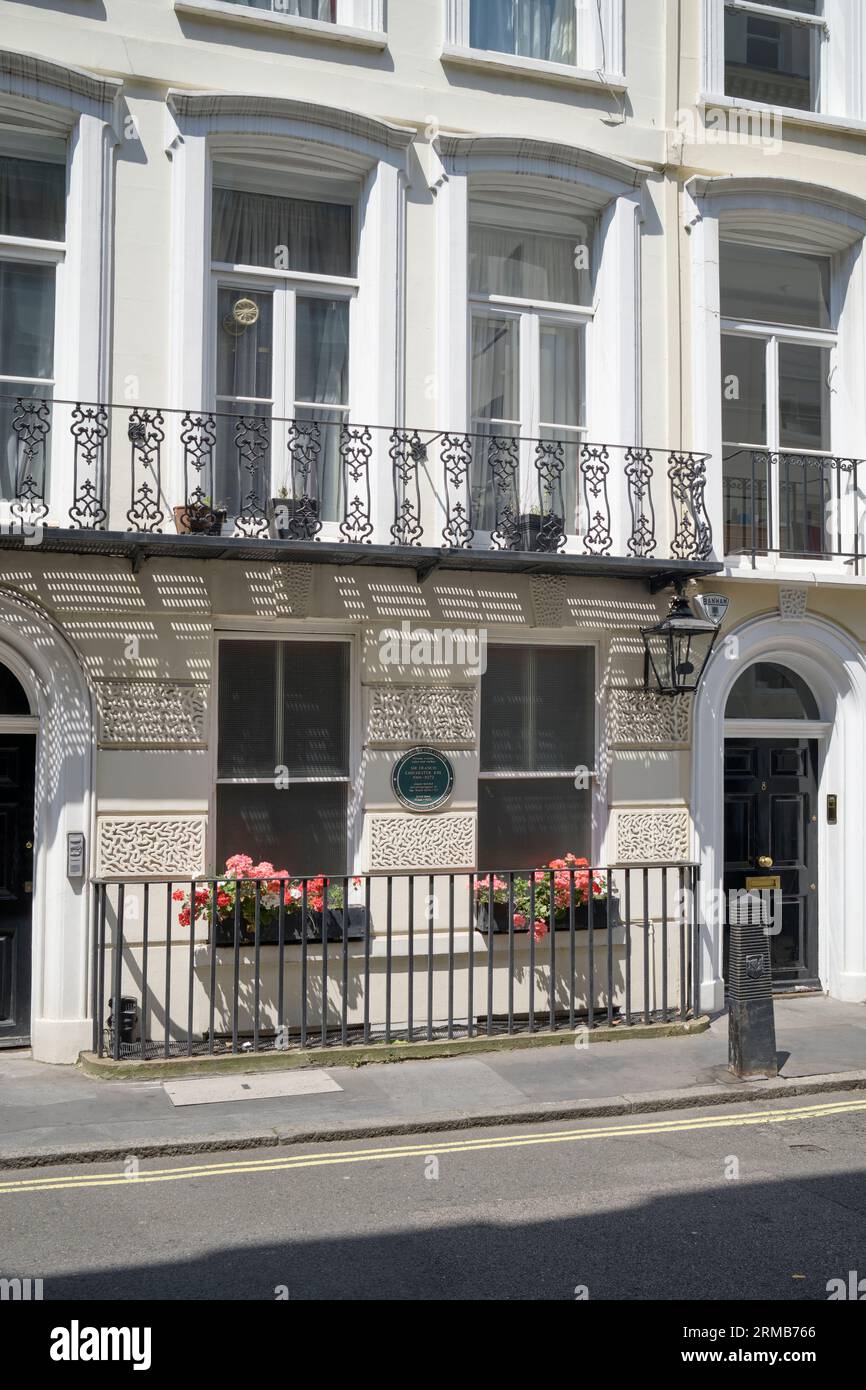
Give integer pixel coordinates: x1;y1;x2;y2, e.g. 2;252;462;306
391;748;455;813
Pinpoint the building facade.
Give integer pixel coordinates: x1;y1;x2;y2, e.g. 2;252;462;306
1;0;865;1063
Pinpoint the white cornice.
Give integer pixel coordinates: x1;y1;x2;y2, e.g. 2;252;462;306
0;48;122;118
434;132;650;190
166;90;416;154
684;174;866;228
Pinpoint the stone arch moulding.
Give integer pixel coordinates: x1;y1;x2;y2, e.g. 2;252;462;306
0;587;96;1063
692;613;866;1012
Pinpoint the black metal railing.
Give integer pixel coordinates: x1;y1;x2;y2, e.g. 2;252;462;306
724;449;866;570
91;864;701;1061
0;396;713;561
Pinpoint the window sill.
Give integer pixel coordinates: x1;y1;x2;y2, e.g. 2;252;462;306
699;93;866;141
441;43;627;93
174;0;388;51
722;555;865;585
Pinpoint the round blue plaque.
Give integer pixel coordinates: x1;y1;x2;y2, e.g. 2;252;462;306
391;747;455;813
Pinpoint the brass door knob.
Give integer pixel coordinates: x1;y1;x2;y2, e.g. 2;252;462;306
757;856;774;869
25;841;32;850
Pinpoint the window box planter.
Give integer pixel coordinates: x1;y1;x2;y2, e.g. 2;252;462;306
271;497;320;540
214;904;370;946
476;899;621;935
173;503;227;535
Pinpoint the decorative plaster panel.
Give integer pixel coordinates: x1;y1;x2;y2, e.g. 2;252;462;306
530;575;567;628
96;815;207;878
615;809;691;864
779;585;808;620
96;680;209;747
367;686;476;747
368;814;476;871
608;690;692;747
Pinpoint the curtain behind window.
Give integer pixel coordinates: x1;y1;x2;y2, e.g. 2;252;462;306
240;1;335;17
470;0;576;63
469;223;587;304
212;186;353;276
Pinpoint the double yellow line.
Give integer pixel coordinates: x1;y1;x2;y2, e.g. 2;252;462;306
2;1096;864;1196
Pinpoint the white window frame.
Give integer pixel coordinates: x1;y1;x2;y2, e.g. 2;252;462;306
209;168;360;531
477;636;601;869
720;298;838;555
686;175;866;575
701;0;866;125
174;0;387;48
0;52;119;521
166;93;412;537
443;0;625;89
211;629;359;878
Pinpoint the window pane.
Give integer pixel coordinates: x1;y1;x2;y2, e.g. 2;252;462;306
470;0;576;64
233;0;336;16
481;645;595;773
281;641;349;777
722;334;766;445
778;343;830;451
478;780;591;871
216;287;273;401
540;323;583;428
726;662;819;720
779;455;832;556
0;155;65;240
469;222;588;304
723;447;769;556
216;783;347;877
725;5;819;111
212;186;353;276
295;298;348;406
0;262;55;380
218;641;278;777
471;313;519;425
720;242;830;329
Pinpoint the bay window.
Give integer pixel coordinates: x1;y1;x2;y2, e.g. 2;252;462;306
210;162;356;524
216;638;351;875
720;239;836;558
0;131;65;507
478;644;595;871
469;198;592;540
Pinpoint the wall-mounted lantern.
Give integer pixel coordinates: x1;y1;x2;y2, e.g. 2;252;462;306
642;584;723;696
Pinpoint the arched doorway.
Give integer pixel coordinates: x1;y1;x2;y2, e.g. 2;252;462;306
723;663;824;991
0;661;38;1045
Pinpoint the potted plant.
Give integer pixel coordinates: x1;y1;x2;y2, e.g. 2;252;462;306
173;496;227;536
474;856;618;937
508;503;565;553
173;857;369;945
272;484;319;540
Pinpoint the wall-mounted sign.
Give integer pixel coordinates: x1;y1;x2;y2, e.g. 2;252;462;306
67;832;85;878
391;748;454;813
695;593;730;628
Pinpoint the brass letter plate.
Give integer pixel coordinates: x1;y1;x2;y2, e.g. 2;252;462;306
745;876;781;892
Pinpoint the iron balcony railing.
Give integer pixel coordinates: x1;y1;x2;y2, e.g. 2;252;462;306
92;864;701;1061
0;396;713;562
723;449;866;571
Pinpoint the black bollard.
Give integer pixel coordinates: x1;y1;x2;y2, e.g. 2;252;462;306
728;893;778;1079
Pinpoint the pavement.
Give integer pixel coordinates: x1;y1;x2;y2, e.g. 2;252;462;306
1;995;865;1169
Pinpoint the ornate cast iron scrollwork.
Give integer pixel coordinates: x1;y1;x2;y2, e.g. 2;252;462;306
532;439;567;553
233;415;270;538
10;398;50;535
339;425;374;544
127;409;166;532
70;403;109;529
389;429;426;547
440;433;475;549
581;444;613;555
625;447;656;557
180;412;218;524
486;435;521;551
283;419;323;540
669;452;712;560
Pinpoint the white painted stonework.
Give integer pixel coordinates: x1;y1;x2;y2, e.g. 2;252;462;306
96;815;207;879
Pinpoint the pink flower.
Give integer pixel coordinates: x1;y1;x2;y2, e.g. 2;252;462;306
533;919;549;942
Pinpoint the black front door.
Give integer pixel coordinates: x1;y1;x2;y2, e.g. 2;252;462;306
0;735;36;1045
724;738;819;989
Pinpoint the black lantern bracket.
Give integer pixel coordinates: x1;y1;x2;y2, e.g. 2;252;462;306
642;579;721;696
